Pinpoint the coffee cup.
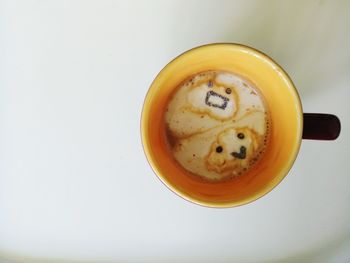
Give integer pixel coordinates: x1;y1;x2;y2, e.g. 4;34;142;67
141;43;341;208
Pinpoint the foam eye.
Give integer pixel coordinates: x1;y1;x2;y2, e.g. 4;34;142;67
237;133;245;139
216;146;223;153
225;88;231;94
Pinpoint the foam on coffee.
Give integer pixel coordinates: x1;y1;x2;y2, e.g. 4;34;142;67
165;71;270;181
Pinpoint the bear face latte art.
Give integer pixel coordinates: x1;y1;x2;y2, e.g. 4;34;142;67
165;71;270;182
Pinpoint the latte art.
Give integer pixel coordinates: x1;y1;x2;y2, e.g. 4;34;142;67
165;71;270;181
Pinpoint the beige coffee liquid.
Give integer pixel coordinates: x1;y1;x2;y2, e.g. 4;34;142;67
165;71;270;182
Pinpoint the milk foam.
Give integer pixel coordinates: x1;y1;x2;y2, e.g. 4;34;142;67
165;71;269;181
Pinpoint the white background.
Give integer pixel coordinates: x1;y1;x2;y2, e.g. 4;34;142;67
1;1;350;262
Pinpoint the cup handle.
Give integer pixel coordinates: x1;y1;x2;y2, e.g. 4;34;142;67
302;113;341;140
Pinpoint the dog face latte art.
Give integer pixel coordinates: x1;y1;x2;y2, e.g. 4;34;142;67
165;71;270;181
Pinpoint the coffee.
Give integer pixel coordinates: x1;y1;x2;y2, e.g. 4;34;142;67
164;71;270;181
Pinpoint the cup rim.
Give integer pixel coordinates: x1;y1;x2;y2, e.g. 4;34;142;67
141;43;303;208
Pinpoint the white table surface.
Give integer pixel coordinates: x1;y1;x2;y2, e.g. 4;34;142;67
1;1;350;262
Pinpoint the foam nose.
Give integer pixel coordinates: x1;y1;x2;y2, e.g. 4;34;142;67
205;90;229;110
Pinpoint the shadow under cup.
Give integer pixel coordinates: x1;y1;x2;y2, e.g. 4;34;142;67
141;44;303;207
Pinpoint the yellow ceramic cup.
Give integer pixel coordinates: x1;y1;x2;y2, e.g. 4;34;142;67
141;43;303;208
